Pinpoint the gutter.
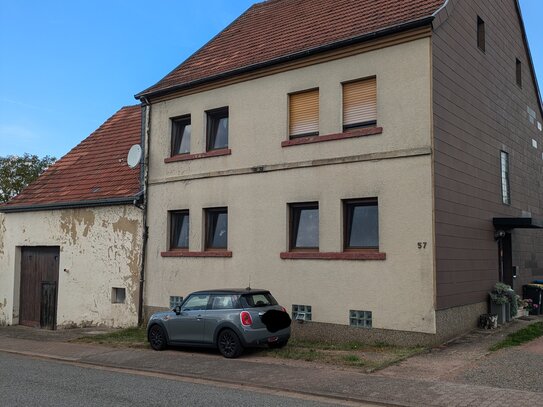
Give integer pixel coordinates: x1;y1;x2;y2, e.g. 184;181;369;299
135;16;435;101
0;196;141;214
137;97;151;326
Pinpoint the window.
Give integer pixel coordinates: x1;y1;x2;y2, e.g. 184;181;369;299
211;295;239;310
171;115;191;156
500;151;511;205
350;310;372;328
205;207;228;250
181;294;210;311
170;210;189;250
516;59;522;87
289;203;319;250
343;199;379;250
289;89;319;138
240;292;278;308
169;296;184;309
477;16;485;52
112;287;126;304
292;304;312;321
343;78;377;131
206;107;229;151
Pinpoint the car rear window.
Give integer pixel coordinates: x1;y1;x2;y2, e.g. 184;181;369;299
240;292;278;308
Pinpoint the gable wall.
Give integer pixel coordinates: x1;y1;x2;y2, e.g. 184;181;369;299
433;0;543;309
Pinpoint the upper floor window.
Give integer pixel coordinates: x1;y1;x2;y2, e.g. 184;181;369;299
289;89;319;138
477;16;485;52
343;77;377;131
171;115;191;156
289;202;319;251
500;151;511;205
343;198;379;251
206;107;229;151
205;207;228;250
170;210;189;250
516;58;522;88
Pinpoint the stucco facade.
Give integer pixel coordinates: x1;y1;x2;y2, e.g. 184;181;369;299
144;37;437;334
0;206;143;327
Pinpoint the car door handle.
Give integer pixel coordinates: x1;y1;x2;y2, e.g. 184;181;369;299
196;315;203;320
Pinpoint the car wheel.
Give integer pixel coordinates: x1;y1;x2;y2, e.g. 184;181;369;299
148;324;167;351
268;340;288;349
217;329;243;358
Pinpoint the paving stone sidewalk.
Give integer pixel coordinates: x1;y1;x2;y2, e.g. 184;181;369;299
0;327;542;407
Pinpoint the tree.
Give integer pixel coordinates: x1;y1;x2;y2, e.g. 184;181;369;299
0;154;56;203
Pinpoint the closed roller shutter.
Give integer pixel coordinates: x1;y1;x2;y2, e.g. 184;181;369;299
289;89;319;138
343;78;377;129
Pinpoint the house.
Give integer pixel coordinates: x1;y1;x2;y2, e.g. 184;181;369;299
135;0;543;344
136;0;543;343
0;105;144;329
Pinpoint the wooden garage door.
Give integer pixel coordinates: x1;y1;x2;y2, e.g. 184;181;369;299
20;247;60;329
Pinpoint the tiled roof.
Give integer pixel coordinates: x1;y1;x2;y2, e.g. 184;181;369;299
2;105;142;210
137;0;445;98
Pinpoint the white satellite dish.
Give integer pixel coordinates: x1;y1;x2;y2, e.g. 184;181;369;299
127;144;142;169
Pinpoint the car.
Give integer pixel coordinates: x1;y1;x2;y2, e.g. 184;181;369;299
147;288;292;358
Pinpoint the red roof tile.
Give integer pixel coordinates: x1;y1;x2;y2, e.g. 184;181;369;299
2;105;142;210
137;0;445;98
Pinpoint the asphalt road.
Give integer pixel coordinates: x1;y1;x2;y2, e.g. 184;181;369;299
0;352;354;407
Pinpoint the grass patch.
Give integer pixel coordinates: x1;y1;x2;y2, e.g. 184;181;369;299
264;339;425;372
490;322;543;351
72;327;148;348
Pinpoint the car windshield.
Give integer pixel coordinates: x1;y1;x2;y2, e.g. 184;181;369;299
240;292;278;308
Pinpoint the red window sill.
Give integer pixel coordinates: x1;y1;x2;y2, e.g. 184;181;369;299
164;148;231;163
280;252;386;260
161;250;232;258
281;127;383;147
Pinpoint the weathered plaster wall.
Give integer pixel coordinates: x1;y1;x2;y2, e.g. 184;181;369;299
145;37;436;334
0;205;142;327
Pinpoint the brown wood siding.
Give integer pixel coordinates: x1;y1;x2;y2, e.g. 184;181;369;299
433;0;543;309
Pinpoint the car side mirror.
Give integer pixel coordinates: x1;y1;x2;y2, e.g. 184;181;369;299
174;305;181;315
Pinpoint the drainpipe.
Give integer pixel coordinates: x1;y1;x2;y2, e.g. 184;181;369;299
138;97;151;326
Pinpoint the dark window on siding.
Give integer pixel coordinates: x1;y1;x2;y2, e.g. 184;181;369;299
516;59;522;87
205;207;228;250
477;16;485;52
500;151;511;205
289;203;319;251
170;210;189;250
206;107;229;151
343;199;379;250
171;115;191;156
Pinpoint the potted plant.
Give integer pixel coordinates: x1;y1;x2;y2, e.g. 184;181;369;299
521;298;539;316
489;283;518;324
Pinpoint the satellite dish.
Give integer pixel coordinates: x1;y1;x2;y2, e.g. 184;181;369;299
127;144;142;169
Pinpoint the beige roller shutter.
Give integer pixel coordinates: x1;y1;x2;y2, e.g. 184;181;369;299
289;89;319;137
343;78;377;128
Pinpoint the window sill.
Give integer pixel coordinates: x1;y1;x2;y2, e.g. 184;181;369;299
161;250;232;258
164;148;231;163
280;252;386;260
281;127;383;147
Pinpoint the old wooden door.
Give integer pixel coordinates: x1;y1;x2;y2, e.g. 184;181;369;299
20;247;60;329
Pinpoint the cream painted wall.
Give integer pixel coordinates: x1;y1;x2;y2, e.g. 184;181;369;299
145;37;436;333
0;206;142;328
146;155;435;333
148;38;432;182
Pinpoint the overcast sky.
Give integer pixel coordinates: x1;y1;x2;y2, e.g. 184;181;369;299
1;0;542;159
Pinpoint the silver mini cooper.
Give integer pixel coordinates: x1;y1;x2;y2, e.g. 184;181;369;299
147;289;291;358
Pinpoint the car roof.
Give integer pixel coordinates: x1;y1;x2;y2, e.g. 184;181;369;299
190;288;270;295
